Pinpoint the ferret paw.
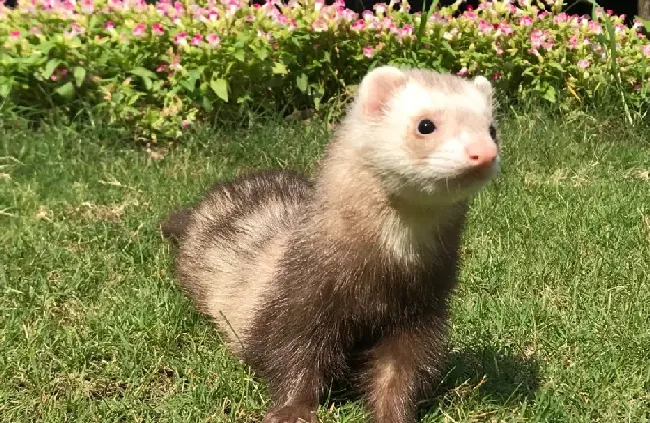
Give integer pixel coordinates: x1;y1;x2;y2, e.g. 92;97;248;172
262;406;319;423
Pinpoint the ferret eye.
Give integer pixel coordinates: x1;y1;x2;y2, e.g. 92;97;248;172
489;124;497;140
417;119;436;135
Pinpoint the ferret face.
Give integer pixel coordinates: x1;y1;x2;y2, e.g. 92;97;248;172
352;66;500;207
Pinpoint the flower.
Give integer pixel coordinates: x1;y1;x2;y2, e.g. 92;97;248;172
568;35;578;49
206;9;220;21
588;20;602;34
173;31;188;45
398;24;414;39
132;24;146;37
351;19;365;31
152;23;164;35
362;45;374;58
498;22;514;37
519;16;533;27
190;34;202;46
9;30;20;40
206;33;220;47
312;18;327;32
530;29;554;50
577;59;590;69
457;66;469;76
643;44;650;57
478;19;493;34
156;63;168;72
104;21;115;31
65;23;85;38
553;12;568;24
81;0;95;14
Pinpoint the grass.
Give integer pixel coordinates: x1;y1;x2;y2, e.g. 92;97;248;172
1;108;649;423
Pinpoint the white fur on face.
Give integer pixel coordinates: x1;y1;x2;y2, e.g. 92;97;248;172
359;76;499;205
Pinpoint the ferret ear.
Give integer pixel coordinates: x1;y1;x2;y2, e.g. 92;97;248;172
357;65;408;117
472;75;493;103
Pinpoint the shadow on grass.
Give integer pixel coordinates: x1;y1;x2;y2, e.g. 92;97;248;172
322;345;540;417
419;345;541;415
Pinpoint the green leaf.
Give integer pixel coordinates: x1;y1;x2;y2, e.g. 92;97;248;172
542;85;556;103
73;67;86;87
0;80;11;97
210;78;228;102
234;48;245;62
54;82;75;99
129;67;157;80
296;74;308;93
201;96;214;112
254;46;268;61
272;62;288;75
43;59;61;80
237;93;251;104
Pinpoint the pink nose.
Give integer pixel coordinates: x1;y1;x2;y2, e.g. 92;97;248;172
464;140;498;167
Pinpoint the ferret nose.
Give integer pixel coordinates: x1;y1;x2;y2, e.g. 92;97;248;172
464;140;498;167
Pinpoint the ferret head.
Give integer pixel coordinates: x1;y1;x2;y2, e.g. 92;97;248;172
343;65;500;208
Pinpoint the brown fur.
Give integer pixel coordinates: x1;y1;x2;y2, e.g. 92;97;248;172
161;67;499;423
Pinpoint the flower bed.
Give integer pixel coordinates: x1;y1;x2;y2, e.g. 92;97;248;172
1;0;649;140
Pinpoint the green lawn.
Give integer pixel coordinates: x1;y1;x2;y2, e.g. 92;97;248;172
1;110;649;423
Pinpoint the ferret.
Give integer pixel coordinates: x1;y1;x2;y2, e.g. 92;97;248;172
161;65;501;423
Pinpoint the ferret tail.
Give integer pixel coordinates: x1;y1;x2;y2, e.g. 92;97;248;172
161;207;193;244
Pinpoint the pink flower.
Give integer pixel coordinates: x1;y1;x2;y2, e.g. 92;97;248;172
351;19;365;31
65;23;85;38
340;9;357;22
206;33;220;47
362;10;374;21
312;18;327;32
457;66;469;76
577;59;589;69
9;30;20;40
519;16;533;27
492;71;500;81
568;34;578;49
373;2;386;15
156;63;168;72
181;120;191;128
495;44;504;55
398;24;414;38
275;14;288;26
169;54;182;71
81;0;95;14
478;19;492;34
132;24;146;37
643;44;650;57
190;34;202;46
588;20;602;34
206;9;220;21
553;12;568;24
530;29;553;50
152;23;164;35
173;31;188;45
103;21;115;31
498;22;514;37
362;45;374;58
